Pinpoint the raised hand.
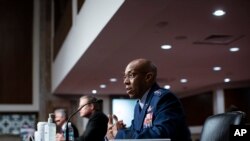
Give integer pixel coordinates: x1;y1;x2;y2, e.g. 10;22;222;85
106;114;115;140
106;114;126;140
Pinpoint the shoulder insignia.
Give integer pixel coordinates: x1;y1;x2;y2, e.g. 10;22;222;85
154;90;162;96
147;106;153;112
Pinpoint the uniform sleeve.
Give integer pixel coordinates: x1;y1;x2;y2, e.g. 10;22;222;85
131;92;187;139
138;92;185;139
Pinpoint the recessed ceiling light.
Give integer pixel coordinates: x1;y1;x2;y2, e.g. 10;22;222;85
224;78;231;83
229;47;240;52
213;10;226;16
161;44;172;50
100;84;106;88
110;78;117;82
92;89;97;94
180;78;188;83
213;66;221;71
164;85;171;89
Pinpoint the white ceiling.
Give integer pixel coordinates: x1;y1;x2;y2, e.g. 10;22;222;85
54;0;250;97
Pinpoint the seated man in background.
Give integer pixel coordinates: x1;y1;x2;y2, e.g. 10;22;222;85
76;95;108;141
56;96;108;141
54;108;79;139
106;58;191;141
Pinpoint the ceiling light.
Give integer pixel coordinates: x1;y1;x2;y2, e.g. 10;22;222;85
229;47;240;52
213;66;221;71
100;84;106;88
110;78;117;82
164;85;171;89
161;44;172;50
180;78;188;83
92;90;97;94
224;78;231;83
213;10;226;16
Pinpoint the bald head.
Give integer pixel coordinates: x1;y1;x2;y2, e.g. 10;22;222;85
124;58;157;99
127;58;157;81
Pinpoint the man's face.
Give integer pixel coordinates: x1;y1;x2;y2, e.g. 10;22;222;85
54;112;66;127
79;98;93;118
123;63;148;99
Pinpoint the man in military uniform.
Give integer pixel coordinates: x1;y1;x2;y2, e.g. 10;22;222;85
106;58;191;141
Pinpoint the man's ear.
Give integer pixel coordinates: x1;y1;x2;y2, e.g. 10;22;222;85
90;103;95;110
145;72;153;82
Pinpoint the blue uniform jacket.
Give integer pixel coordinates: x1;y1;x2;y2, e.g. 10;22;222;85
115;83;191;141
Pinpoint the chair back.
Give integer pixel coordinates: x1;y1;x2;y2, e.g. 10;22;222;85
200;111;246;141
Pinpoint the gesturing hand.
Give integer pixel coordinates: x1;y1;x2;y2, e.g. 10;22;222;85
106;114;126;140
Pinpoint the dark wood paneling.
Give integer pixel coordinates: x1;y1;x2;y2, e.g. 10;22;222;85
53;0;72;60
180;91;213;126
77;0;85;13
0;0;33;104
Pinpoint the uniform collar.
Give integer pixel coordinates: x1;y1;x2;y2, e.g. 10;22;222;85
138;89;150;109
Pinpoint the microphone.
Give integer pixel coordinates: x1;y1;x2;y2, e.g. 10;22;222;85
65;99;102;141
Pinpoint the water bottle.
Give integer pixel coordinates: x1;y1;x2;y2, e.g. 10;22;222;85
63;122;74;141
36;121;47;141
44;113;56;141
68;122;74;141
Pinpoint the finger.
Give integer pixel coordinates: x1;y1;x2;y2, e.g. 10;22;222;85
116;121;124;129
106;130;114;140
108;114;113;124
122;122;126;128
112;115;118;123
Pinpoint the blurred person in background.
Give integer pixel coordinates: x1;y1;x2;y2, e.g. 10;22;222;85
56;96;108;141
54;108;79;140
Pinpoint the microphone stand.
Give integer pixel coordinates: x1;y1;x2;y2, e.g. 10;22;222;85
65;103;89;141
65;99;102;141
